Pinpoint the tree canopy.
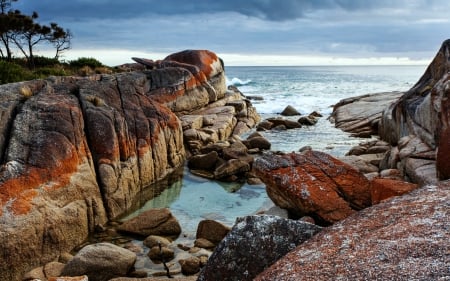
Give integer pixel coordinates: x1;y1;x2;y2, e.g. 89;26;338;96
0;0;72;67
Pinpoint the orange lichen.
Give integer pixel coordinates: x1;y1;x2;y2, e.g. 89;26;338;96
0;146;81;216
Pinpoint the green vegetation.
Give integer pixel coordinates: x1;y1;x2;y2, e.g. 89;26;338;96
0;56;117;84
0;1;120;85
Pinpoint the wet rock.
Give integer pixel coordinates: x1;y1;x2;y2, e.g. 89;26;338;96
256;120;273;131
280;105;301;116
143;235;172;248
254;150;372;224
187;151;219;171
244;136;271;150
379;168;403;180
194;238;216;249
179;256;201;275
61;242;136;281
298;115;318;126
370;178;418;204
255;182;450;281
267;117;302;129
213;159;250;180
196;219;231;245
147;245;175;262
197;215;322;281
118;208;181;238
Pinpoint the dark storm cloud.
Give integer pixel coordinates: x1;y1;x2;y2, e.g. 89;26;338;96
11;0;450;65
15;0;422;22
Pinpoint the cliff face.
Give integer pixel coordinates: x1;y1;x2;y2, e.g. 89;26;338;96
0;50;235;280
379;39;450;180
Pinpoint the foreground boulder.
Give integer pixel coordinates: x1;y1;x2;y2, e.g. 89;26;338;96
197;215;322;281
61;242;136;281
255;181;450;280
254;150;372;224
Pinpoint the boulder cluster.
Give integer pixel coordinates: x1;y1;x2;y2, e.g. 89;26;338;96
3;39;450;281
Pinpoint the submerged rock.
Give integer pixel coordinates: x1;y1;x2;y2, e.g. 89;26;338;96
197;215;322;281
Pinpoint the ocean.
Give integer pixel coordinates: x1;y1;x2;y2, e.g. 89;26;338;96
226;65;426;155
123;65;427;274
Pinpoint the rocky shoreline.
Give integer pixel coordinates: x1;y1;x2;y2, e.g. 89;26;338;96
1;40;450;280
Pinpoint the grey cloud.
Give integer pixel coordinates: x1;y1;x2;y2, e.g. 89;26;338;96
16;0;443;22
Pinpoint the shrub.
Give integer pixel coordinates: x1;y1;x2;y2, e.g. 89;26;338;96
70;57;104;68
33;66;67;78
0;60;33;84
33;56;60;67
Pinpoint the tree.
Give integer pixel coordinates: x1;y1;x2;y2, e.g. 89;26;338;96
0;0;72;66
0;0;18;60
49;23;72;60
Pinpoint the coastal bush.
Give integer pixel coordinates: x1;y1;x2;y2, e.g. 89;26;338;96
0;60;33;84
70;57;104;68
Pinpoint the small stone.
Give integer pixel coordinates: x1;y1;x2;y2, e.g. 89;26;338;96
43;261;65;278
48;276;88;281
196;220;231;245
179;256;201;275
59;252;74;263
194;238;216;249
148;245;175;262
143;235;172;248
281;105;301;116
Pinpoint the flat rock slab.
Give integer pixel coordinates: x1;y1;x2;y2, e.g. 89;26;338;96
331;91;403;135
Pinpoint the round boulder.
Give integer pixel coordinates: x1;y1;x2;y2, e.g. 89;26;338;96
118;208;181;238
61;242;136;281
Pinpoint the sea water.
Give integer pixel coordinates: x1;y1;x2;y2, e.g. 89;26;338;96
124;65;426;239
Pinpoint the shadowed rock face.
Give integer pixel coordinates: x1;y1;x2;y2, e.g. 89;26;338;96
255;181;450;281
0;49;228;280
378;39;450;180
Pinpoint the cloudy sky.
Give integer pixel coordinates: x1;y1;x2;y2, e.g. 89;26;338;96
14;0;450;66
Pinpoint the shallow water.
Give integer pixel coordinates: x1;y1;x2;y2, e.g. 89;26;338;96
115;65;427;276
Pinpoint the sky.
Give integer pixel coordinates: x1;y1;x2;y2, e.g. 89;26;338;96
14;0;450;66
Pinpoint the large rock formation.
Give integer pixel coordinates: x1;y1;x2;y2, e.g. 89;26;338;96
0;49;247;280
378;39;450;181
255;181;450;281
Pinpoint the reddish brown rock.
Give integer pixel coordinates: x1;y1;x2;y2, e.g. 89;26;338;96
370;178;418;204
254;150;372;224
196;219;231;245
118;208;181;238
255;182;450;281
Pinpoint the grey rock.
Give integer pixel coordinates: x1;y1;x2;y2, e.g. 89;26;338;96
197;215;322;281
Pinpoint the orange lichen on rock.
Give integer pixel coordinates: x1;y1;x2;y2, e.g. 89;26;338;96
254;150;372;224
0;146;80;216
370;178;418;204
